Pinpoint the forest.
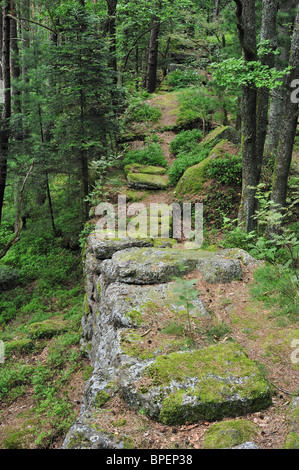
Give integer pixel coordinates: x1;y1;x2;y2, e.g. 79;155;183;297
0;0;298;451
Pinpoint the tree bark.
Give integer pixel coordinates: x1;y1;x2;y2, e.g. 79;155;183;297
106;0;118;83
146;18;160;93
255;0;279;178
270;7;299;214
0;2;11;225
234;0;258;233
265;0;297;156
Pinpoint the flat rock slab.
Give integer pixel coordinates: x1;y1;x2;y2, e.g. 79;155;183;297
89;236;154;260
104;280;210;329
101;247;243;284
119;342;272;425
127;172;170;190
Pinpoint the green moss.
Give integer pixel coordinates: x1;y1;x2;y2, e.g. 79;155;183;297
82;365;94;381
121;332;155;360
94;390;110;408
142;342;272;424
174;157;212;196
28;319;68;339
284;400;299;449
203;419;259;449
127;172;169;189
4;339;34;357
125;309;143;327
66;431;91;449
124;164;166;175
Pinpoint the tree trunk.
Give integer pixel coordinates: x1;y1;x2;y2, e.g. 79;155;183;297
10;0;21;115
106;0;118;83
234;0;259;233
0;2;11;225
270;7;299;214
265;0;297;156
213;0;221;21
146;18;160;93
255;0;279;178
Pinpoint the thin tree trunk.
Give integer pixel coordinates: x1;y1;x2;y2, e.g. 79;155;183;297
270;7;299;216
213;0;221;21
10;0;21;115
146;18;160;93
255;0;279;179
234;0;259;233
106;0;118;83
265;0;297;156
0;2;11;225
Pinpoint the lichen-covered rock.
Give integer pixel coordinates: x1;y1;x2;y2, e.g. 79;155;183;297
232;441;260;449
216;248;262;267
101;247;243;285
284;397;299;449
104;280;210;330
62;423;124;450
119;342;272;425
89;235;154;260
127;172;170;190
197;256;242;283
203;419;259;449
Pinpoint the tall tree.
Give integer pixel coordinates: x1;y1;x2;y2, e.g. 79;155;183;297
0;1;11;225
234;0;258;233
270;6;299;217
255;0;279;180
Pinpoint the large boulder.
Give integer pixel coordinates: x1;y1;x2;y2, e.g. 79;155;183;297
174;139;239;196
100;247;243;285
119;341;272;425
127;172;170;190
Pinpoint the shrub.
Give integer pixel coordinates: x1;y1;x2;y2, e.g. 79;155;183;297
0;266;21;290
168;147;210;186
166;69;203;89
170;129;203;155
123;143;168;168
125;100;162;123
205;155;242;185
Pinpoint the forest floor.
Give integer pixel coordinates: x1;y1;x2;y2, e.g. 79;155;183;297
0;88;298;450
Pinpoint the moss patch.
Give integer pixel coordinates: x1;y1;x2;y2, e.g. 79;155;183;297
203;419;259;449
127;172;170;189
28;319;68;339
129;341;272;425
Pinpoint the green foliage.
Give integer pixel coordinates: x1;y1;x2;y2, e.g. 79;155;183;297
251;264;298;322
205;155;242;185
177;86;219;128
165;68;204;90
123;143;168;168
170;129;203;155
124;98;162;123
168;147;210;186
0;266;21;291
211;56;292;91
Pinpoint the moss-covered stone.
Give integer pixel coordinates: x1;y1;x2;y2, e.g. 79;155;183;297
94;390;110;408
120;341;272;425
28;319;68;339
203;419;259;449
4;339;34;357
284;398;299;449
124;164;167;175
127;172;170;190
174;138;240;197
